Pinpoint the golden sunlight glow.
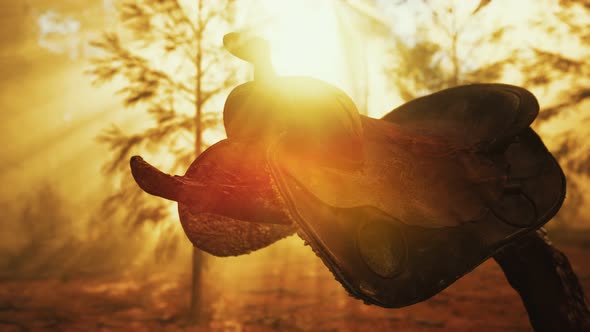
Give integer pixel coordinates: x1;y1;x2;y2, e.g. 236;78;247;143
3;4;590;321
241;0;393;116
6;0;590;273
252;0;347;87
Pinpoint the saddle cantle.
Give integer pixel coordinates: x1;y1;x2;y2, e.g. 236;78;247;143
268;84;565;307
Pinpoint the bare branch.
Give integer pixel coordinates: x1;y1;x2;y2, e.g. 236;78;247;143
472;0;493;14
199;70;239;107
537;88;590;122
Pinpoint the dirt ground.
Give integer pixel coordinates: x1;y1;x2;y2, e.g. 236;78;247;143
1;234;589;332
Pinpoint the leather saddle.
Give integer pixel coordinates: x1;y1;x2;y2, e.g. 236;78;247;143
131;33;566;308
267;84;565;307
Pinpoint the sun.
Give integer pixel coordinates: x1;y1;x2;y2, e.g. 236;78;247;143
248;0;348;87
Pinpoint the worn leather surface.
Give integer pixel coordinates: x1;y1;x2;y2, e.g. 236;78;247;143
269;84;566;307
129;81;566;307
177;140;296;257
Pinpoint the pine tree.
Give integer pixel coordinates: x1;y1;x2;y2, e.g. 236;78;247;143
385;0;515;102
88;0;239;323
520;0;590;224
384;1;590;329
387;0;590;223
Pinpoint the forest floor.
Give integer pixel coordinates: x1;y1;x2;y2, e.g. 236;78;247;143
1;232;589;332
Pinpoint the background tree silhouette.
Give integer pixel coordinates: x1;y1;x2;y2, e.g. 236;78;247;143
519;0;590;225
88;0;240;323
384;1;590;329
0;184;148;280
385;0;516;102
386;0;590;228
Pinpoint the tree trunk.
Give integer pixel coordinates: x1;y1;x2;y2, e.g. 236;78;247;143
189;247;204;323
494;229;590;332
189;0;205;324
